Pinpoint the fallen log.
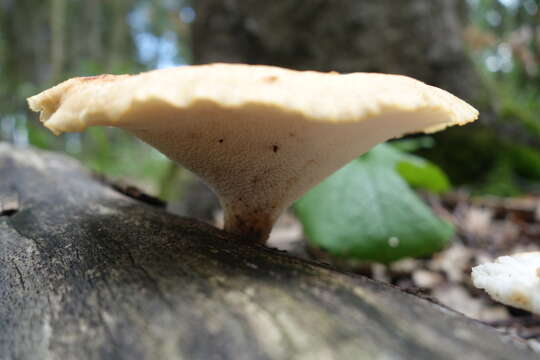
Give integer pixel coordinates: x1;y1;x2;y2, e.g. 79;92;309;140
0;143;535;359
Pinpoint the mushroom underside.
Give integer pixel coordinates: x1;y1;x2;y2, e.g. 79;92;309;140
120;100;463;242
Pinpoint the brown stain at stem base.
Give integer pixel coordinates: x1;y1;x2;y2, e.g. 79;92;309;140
223;211;275;244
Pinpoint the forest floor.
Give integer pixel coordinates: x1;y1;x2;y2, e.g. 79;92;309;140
262;191;540;352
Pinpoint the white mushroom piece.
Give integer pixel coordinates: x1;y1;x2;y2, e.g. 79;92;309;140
472;252;540;314
27;64;478;243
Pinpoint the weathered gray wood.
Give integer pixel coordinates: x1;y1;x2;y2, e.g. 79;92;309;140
0;143;535;360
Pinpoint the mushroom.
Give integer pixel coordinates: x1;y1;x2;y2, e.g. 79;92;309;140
472;252;540;314
27;63;478;243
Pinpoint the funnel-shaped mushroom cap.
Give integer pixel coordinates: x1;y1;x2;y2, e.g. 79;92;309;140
28;64;478;243
472;252;540;314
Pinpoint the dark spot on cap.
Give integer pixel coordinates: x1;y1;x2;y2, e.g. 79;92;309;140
273;145;279;153
219;139;224;143
263;75;278;83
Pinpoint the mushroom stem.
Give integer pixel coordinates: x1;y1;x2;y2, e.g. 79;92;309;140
221;202;278;244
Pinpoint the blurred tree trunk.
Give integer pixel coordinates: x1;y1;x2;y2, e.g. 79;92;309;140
107;0;131;71
87;0;103;62
192;0;476;100
0;0;50;92
50;0;67;83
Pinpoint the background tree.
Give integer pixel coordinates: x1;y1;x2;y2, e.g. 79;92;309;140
193;0;477;100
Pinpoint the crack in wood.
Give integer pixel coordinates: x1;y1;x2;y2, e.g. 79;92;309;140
1;193;19;216
11;259;26;291
92;173;166;208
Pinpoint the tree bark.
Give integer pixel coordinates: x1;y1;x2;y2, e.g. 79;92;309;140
0;143;535;359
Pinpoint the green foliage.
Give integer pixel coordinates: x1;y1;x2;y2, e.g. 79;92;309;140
510;145;540;180
383;138;451;193
78;128;172;193
458;0;540;194
396;160;450;194
295;144;454;263
476;143;540;196
389;140;451;194
27;123;56;150
498;85;540;139
476;156;521;196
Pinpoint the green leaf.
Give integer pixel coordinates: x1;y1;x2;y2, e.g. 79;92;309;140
396;156;450;194
294;144;454;263
364;143;451;193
